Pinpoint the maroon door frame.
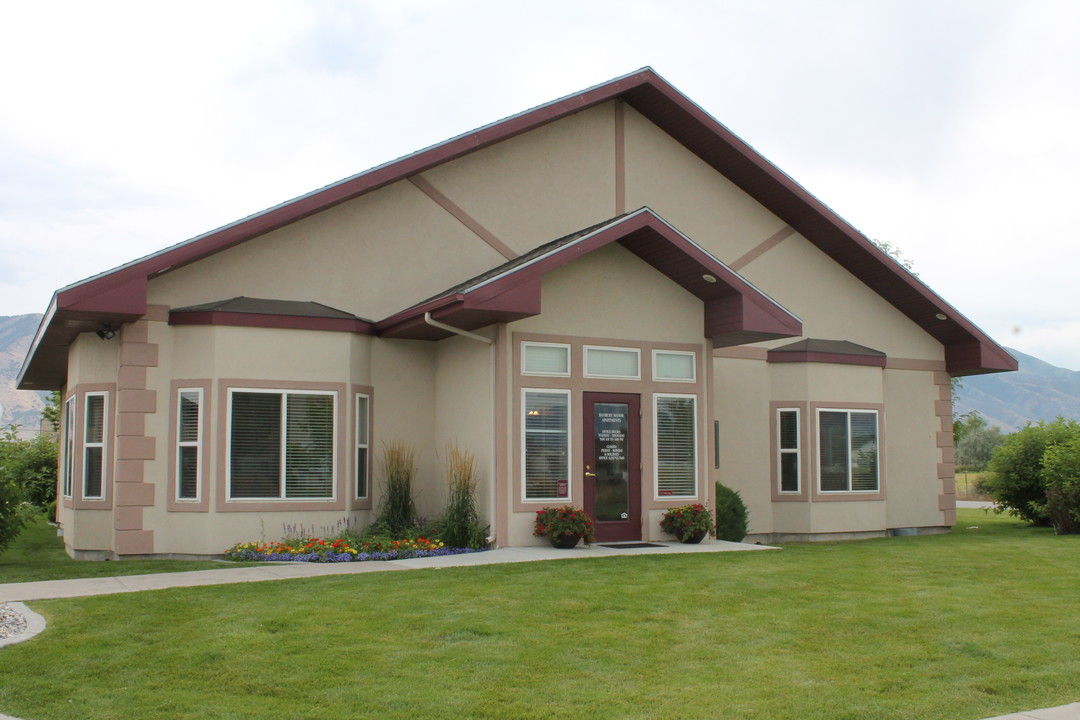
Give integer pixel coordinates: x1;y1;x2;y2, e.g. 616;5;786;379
582;392;641;542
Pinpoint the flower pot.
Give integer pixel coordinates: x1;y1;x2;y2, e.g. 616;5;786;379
549;533;581;549
678;529;707;544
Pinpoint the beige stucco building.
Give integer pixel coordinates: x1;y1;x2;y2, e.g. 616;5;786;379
19;69;1016;558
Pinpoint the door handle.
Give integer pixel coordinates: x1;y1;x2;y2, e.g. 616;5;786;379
584;472;596;477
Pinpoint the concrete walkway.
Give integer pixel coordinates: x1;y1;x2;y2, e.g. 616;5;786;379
1;537;1075;720
0;538;771;602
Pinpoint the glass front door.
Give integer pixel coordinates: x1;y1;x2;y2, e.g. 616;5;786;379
583;393;641;542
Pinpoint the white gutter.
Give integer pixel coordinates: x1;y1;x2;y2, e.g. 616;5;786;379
423;312;494;345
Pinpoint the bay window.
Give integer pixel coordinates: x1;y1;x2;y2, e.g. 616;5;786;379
228;389;336;500
818;409;879;492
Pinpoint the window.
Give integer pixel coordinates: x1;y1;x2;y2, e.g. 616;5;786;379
176;389;202;501
653;350;696;382
584;346;640;379
818;409;879;492
62;396;75;498
356;394;370;499
777;408;800;493
655;394;696;497
228;390;336;500
523;390;570;500
522;342;570;376
83;392;107;499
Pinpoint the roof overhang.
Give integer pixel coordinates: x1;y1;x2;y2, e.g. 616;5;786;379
19;67;1016;388
376;209;802;346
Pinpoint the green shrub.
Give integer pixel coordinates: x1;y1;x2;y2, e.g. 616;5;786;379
986;418;1080;526
1;431;59;508
374;441;419;535
432;443;489;550
0;461;31;557
1039;437;1080;535
714;481;749;542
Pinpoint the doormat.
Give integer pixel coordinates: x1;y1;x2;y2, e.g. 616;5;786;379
600;543;666;549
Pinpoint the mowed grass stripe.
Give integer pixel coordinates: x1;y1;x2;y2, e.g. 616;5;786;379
0;510;1076;720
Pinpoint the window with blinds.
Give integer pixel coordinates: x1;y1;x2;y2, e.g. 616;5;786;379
523;390;570;500
655;394;696;497
522;343;570;376
818;409;878;492
777;408;800;493
83;392;107;499
177;389;201;501
228;390;336;500
63;396;75;498
356;394;370;499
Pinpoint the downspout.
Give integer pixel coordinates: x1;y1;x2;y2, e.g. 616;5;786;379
423;312;498;546
423;312;494;345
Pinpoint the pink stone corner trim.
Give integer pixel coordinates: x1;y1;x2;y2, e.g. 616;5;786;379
115;529;154;555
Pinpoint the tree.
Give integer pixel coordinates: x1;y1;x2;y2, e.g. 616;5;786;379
953;410;986;448
41;390;62;433
0;426;36;555
1039;437;1080;534
872;239;917;274
986;418;1080;526
954;414;1004;470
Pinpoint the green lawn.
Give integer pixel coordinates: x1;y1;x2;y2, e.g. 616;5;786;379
0;509;1077;720
0;515;252;584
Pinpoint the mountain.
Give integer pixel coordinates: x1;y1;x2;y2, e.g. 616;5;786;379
0;314;47;435
955;347;1080;431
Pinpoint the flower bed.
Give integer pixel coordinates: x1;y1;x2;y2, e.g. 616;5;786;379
224;536;482;563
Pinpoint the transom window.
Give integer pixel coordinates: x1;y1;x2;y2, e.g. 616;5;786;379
228;389;336;500
653;350;696;382
523;390;570;501
818;409;879;493
584;346;640;379
522;342;570;376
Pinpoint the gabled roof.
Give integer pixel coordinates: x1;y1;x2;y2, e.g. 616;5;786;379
376;208;802;346
18;67;1016;389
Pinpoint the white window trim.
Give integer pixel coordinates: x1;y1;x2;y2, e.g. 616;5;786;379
776;407;800;494
583;345;641;380
521;387;572;503
521;342;572;377
226;388;338;502
653;392;698;501
62;395;76;499
355;393;370;500
176;388;203;502
652;349;697;382
815;408;880;494
82;391;108;501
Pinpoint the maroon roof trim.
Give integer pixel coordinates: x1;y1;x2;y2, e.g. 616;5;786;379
169;311;376;334
20;67;1015;388
377;209;802;346
767;351;887;368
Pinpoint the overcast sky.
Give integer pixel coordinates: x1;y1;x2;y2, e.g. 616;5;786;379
2;0;1078;369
